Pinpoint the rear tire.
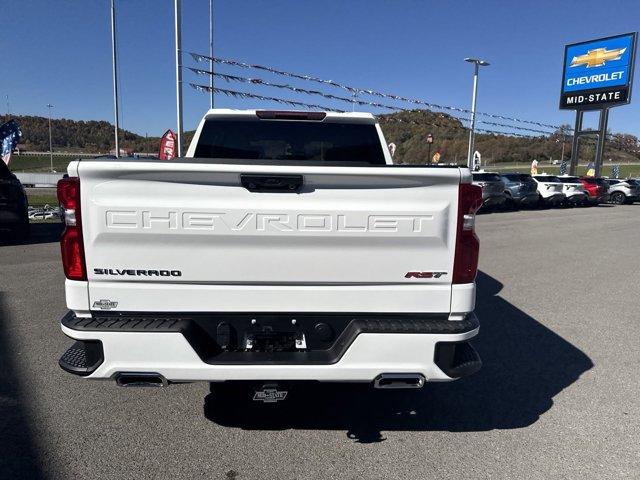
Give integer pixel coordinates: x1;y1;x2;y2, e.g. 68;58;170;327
610;192;626;205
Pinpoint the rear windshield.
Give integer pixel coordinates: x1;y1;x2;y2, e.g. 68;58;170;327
533;175;561;183
193;119;386;164
557;176;580;183
627;179;639;186
472;173;501;182
502;173;532;182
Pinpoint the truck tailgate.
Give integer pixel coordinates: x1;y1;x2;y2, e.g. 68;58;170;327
76;160;462;313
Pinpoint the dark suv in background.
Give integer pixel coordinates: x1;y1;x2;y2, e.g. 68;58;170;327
500;173;539;208
472;172;506;210
0;161;29;242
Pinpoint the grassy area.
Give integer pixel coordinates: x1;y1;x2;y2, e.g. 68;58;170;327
27;192;59;207
10;154;95;172
488;163;640;178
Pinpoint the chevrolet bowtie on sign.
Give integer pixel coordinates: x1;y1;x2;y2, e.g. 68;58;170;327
560;32;637;110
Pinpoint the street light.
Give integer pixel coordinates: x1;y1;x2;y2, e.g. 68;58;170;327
426;133;434;162
110;0;120;158
46;103;54;172
464;57;490;169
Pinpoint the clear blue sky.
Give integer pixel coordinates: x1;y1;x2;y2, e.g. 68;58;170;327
2;0;639;137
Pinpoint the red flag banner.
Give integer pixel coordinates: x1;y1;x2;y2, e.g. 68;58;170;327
158;130;177;160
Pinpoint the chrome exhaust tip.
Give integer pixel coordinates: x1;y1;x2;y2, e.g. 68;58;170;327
373;373;426;389
115;373;167;388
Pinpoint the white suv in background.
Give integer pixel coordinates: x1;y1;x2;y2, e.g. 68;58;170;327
532;174;565;207
557;175;588;206
606;178;640;204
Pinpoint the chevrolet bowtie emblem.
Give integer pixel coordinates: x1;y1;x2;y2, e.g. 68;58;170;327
570;47;626;68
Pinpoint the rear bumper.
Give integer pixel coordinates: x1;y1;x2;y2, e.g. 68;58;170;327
482;194;506;206
540;193;565;205
565;192;587;203
512;193;538;205
586;194;609;204
59;311;480;383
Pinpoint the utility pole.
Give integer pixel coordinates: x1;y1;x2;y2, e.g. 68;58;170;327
46;103;54;171
209;0;214;109
110;0;120;158
464;58;490;169
174;0;183;157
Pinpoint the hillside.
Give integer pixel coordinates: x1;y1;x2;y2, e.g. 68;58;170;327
1;114;163;153
3;111;638;166
378;110;640;165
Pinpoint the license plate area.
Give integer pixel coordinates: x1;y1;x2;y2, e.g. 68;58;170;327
248;330;298;352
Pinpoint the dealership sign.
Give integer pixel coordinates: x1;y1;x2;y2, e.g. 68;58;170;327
560;32;637;109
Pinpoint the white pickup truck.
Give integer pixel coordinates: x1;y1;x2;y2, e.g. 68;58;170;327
57;109;482;400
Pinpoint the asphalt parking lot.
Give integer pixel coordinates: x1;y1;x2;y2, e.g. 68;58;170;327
1;206;639;479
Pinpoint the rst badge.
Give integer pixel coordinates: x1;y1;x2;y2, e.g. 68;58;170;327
405;271;448;279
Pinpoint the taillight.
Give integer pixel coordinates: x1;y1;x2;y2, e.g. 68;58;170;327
57;177;86;280
453;183;482;284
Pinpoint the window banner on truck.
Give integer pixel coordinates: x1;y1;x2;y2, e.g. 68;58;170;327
158;129;177;160
560;32;637;110
0;119;22;166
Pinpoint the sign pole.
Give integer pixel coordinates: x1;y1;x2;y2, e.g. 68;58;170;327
594;108;609;178
569;111;583;176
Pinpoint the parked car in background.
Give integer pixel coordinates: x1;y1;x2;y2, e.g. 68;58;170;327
500;173;539;208
606;178;640;204
472;172;506;210
579;177;610;205
557;175;588;206
0;160;29;242
532;174;565;207
28;206;62;220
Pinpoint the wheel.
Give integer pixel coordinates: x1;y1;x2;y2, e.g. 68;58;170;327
537;194;546;209
610;192;626;205
505;195;518;211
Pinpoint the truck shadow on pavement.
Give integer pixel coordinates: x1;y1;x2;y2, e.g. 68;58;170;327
0;293;48;478
204;271;593;442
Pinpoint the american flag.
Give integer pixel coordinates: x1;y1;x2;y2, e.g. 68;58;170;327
1;119;22;166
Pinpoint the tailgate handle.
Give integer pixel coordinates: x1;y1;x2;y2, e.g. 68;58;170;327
241;174;303;193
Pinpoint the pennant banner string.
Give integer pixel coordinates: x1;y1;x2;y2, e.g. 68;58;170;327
189;52;566;131
189;83;637;153
190;83;556;140
188;67;556;136
189;84;345;112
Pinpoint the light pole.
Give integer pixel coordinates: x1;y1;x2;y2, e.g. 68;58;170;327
46;103;54;171
110;0;120;158
426;133;433;162
174;0;183;157
464;58;490;169
209;0;214;109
